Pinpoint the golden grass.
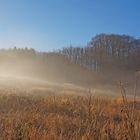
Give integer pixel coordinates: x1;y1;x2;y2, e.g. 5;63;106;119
0;92;139;140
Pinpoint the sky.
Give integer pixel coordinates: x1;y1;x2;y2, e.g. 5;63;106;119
0;0;140;51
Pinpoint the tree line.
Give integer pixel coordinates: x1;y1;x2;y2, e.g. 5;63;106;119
0;33;139;73
60;34;140;72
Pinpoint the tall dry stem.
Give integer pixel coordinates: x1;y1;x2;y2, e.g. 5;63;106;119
133;71;139;109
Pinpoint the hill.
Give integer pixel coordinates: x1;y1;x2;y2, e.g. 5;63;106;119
0;49;104;87
0;34;139;96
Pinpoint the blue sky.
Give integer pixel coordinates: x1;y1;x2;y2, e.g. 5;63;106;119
0;0;140;51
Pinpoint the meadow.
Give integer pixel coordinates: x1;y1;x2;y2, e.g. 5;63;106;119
0;88;139;140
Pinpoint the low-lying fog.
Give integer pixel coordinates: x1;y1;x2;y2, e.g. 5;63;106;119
0;51;139;98
0;73;138;99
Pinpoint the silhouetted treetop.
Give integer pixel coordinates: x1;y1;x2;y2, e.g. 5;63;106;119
61;34;140;72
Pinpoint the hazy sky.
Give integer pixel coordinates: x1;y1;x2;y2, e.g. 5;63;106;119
0;0;140;51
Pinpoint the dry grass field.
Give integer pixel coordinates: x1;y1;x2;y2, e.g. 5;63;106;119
0;89;139;140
